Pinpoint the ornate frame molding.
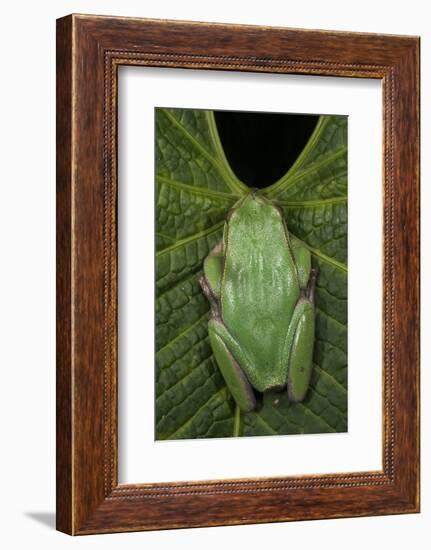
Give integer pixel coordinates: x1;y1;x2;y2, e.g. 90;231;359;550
57;14;419;534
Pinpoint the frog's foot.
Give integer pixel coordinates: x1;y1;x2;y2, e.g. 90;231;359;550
199;274;221;320
304;267;318;304
208;319;256;412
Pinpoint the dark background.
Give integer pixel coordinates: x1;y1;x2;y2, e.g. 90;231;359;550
214;110;318;189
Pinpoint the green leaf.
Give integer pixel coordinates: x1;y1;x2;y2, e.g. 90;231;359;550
155;108;347;439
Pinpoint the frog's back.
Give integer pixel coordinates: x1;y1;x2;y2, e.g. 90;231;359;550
221;194;300;392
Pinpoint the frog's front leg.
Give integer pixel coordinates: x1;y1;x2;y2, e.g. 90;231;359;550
199;241;224;318
284;269;318;402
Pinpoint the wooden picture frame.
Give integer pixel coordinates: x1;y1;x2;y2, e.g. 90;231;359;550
56;14;420;535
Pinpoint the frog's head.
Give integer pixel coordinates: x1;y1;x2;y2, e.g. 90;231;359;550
229;190;265;212
226;192;283;234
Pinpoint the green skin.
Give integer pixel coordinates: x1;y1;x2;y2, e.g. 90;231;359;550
199;192;317;413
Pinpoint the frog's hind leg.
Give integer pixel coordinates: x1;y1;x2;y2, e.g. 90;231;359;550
284;270;317;403
208;319;256;413
286;300;315;403
290;236;312;290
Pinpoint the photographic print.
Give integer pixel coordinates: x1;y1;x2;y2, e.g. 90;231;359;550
155;107;348;440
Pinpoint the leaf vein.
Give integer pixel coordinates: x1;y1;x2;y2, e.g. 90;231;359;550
156;221;223;258
163;388;228;440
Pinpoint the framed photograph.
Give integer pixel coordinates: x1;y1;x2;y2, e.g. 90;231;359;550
56;14;420;535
